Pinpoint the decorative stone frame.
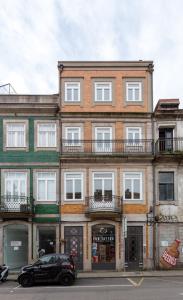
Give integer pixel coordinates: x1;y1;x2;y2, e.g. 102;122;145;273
61;168;86;204
122;77;145;106
1;169;30;196
33;169;59;204
3;119;29;152
61;78;84;106
34;120;59;152
91;78;115;106
121;168;145;204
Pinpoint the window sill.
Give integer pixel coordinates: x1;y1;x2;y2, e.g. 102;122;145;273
157;201;176;205
35;200;57;203
4;147;28;151
123;199;143;202
93;100;113;104
125;100;143;105
63;200;84;203
63;101;81;105
35;147;58;151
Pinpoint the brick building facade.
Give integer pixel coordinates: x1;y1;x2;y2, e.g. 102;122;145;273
59;61;154;270
0;61;182;271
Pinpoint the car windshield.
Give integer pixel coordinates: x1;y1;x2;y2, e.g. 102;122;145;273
35;255;54;265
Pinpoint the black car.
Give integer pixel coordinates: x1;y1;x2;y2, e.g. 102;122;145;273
18;253;76;287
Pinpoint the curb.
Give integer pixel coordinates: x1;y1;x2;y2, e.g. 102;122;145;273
7;271;183;281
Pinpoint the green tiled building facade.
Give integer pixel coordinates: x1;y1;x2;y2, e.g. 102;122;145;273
0;95;60;269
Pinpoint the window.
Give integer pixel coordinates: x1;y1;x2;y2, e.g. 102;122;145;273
159;128;173;152
127;127;141;144
65;173;83;201
124;172;142;200
6;123;26;147
94;82;112;102
5;172;27;196
38;255;56;265
37;172;56;201
126;82;142;102
65;82;80;102
93;172;114;200
159;172;174;201
37;123;56;148
95;127;112;152
65;127;81;146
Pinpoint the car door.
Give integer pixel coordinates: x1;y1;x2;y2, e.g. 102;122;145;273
34;255;57;282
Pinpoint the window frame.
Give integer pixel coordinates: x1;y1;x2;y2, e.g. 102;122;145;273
159;171;174;201
65;82;80;102
65;127;81;146
126;82;142;102
95;127;112;152
126;127;142;145
6;122;26;148
37;122;57;148
64;172;83;201
37;171;56;202
92;172;114;197
123;172;142;201
94;82;112;102
4;171;27;196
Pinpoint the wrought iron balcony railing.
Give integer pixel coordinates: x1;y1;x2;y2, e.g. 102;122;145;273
85;195;122;214
61;139;154;155
0;195;34;214
155;138;183;154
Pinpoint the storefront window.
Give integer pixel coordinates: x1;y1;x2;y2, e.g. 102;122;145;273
92;224;115;269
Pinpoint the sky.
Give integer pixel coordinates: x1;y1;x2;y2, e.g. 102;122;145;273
0;0;183;107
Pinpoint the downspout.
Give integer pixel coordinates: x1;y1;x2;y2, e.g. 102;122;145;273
58;138;61;253
150;62;156;270
29;168;34;261
58;63;64;252
152;148;156;269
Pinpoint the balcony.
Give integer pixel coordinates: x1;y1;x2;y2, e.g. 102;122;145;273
85;195;122;219
155;138;183;155
61;139;154;157
0;195;34;218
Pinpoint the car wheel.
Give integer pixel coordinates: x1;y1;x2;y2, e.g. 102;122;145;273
20;275;33;287
60;274;74;286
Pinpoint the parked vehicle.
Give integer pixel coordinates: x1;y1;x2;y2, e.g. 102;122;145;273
0;264;9;282
18;253;76;287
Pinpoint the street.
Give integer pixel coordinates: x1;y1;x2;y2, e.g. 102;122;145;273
0;277;183;300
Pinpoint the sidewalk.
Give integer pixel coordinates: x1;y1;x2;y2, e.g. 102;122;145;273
7;269;183;281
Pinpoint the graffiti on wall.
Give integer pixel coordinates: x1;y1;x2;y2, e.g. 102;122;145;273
157;214;178;223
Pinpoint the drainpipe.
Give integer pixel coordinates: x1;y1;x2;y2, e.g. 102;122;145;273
152;157;156;269
58;152;61;252
151;78;156;270
58;63;64;252
30;168;34;261
149;62;156;270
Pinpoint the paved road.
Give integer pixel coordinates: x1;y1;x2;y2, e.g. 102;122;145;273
0;277;183;300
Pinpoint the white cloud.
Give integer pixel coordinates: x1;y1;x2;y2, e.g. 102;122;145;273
0;0;183;107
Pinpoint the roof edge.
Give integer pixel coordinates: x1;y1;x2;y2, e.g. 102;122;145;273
58;60;154;69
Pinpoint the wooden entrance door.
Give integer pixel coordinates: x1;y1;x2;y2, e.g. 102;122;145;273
125;226;143;270
64;226;83;270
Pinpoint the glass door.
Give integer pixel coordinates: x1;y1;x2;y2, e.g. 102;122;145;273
95;127;112;153
159;128;173;152
92;224;115;270
93;173;114;209
4;172;27;211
